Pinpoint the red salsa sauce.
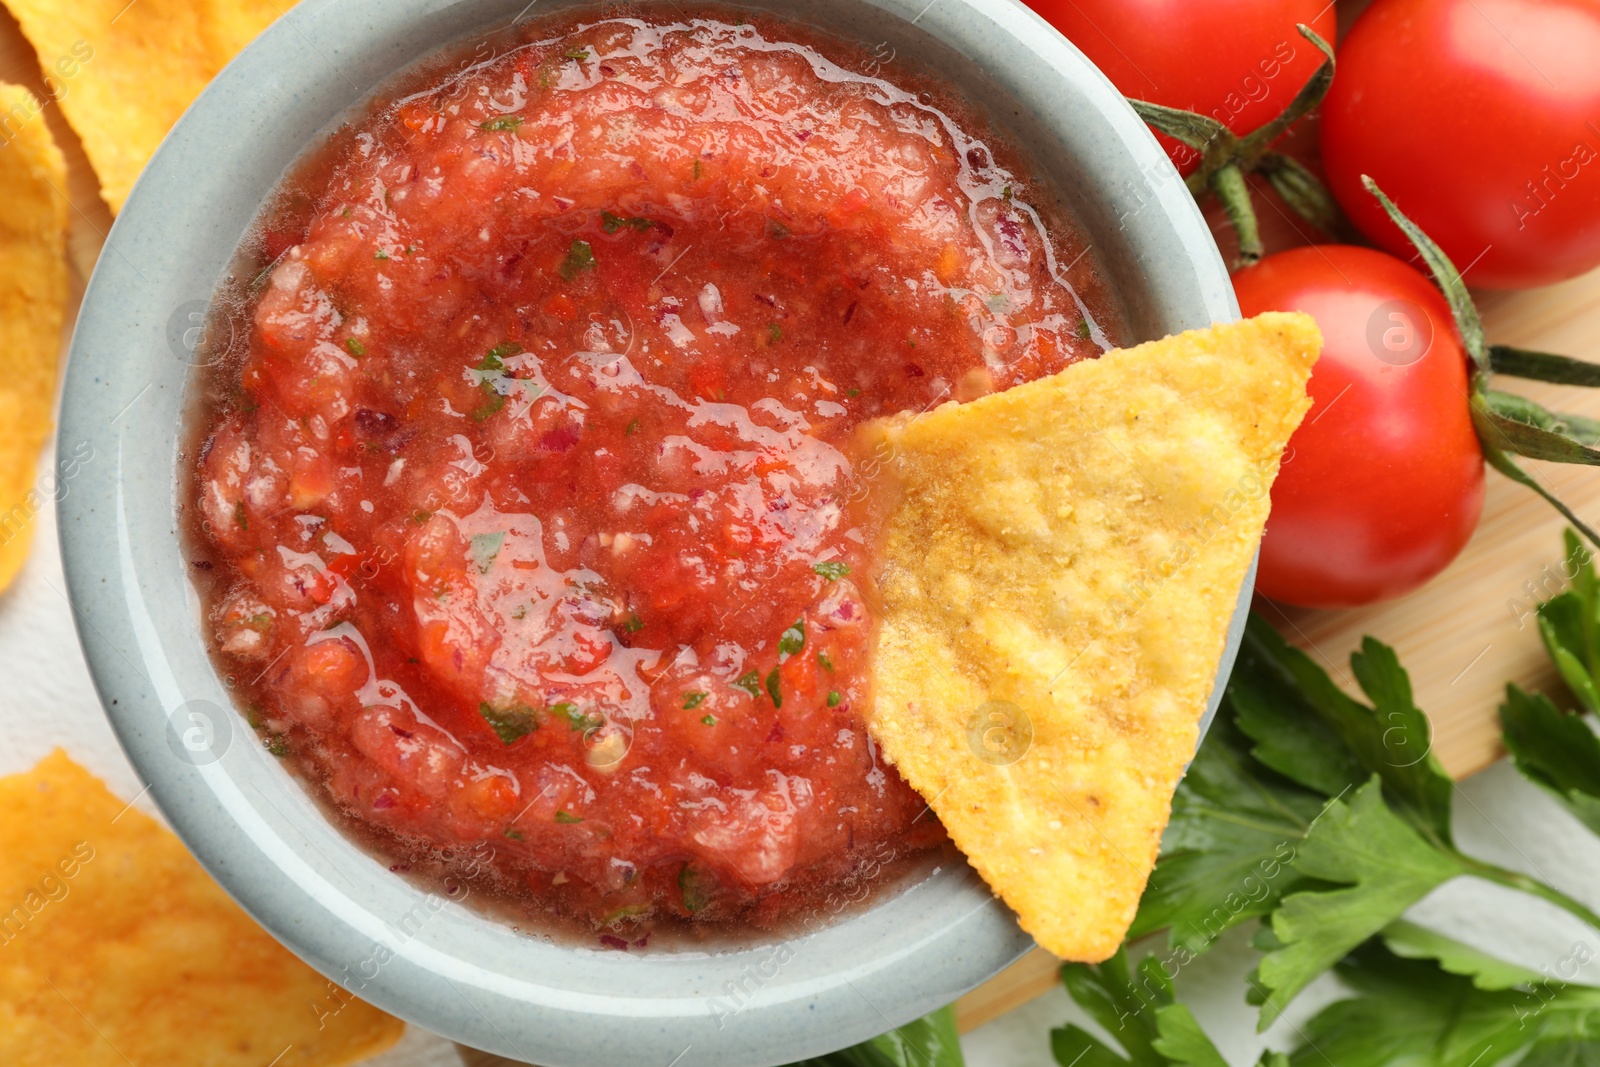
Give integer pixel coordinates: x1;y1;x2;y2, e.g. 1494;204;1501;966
186;8;1117;938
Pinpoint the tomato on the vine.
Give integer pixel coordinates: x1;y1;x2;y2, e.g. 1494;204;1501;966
1233;246;1486;608
1322;0;1600;290
1025;0;1337;175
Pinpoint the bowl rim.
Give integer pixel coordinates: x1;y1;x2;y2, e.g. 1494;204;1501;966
56;1;1240;1063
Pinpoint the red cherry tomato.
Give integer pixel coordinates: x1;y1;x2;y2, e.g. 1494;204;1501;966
1322;0;1600;290
1233;246;1486;608
1026;0;1337;175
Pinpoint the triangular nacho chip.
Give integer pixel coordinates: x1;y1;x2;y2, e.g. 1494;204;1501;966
2;0;294;212
0;82;67;596
0;750;404;1066
866;312;1320;962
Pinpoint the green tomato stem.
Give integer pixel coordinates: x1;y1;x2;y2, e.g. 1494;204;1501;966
1491;345;1600;387
1257;152;1350;241
1210;164;1263;267
1236;25;1337;167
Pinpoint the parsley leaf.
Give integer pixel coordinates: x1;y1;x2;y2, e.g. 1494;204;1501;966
682;691;707;710
766;666;783;709
555;811;583;824
813;560;851;581
601;211;652;234
1522;1010;1600;1067
733;670;763;698
1500;684;1600;835
779;618;805;659
470;342;525;421
480;115;523;132
857;1007;965;1067
1150;1009;1230;1067
559;239;596;280
550;702;602;732
1056;951;1163;1065
1536;528;1600;713
1286;934;1600;1067
1050;586;1600;1063
1139;615;1600;1032
479;702;537;744
1380;919;1544;990
1226;622;1364;797
469;531;505;573
345;337;367;357
1234;616;1454;848
480;341;523;369
1250;777;1467;1029
1544;599;1600;715
1055;950;1228;1067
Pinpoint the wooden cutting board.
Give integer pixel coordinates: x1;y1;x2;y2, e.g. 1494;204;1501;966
6;1;1598;1042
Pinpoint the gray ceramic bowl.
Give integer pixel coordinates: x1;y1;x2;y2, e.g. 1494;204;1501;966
57;1;1239;1064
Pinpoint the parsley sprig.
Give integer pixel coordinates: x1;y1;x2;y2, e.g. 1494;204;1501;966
1056;949;1228;1067
1504;529;1600;834
1173;618;1597;1018
1531;530;1600;717
1293;925;1600;1067
1056;590;1600;1065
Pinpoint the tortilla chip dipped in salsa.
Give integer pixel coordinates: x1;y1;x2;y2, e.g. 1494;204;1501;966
1;0;294;212
865;313;1320;962
0;750;404;1067
0;82;67;596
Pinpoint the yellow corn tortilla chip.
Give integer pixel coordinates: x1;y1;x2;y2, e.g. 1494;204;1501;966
2;0;294;213
866;312;1320;962
0;83;67;596
0;750;404;1066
